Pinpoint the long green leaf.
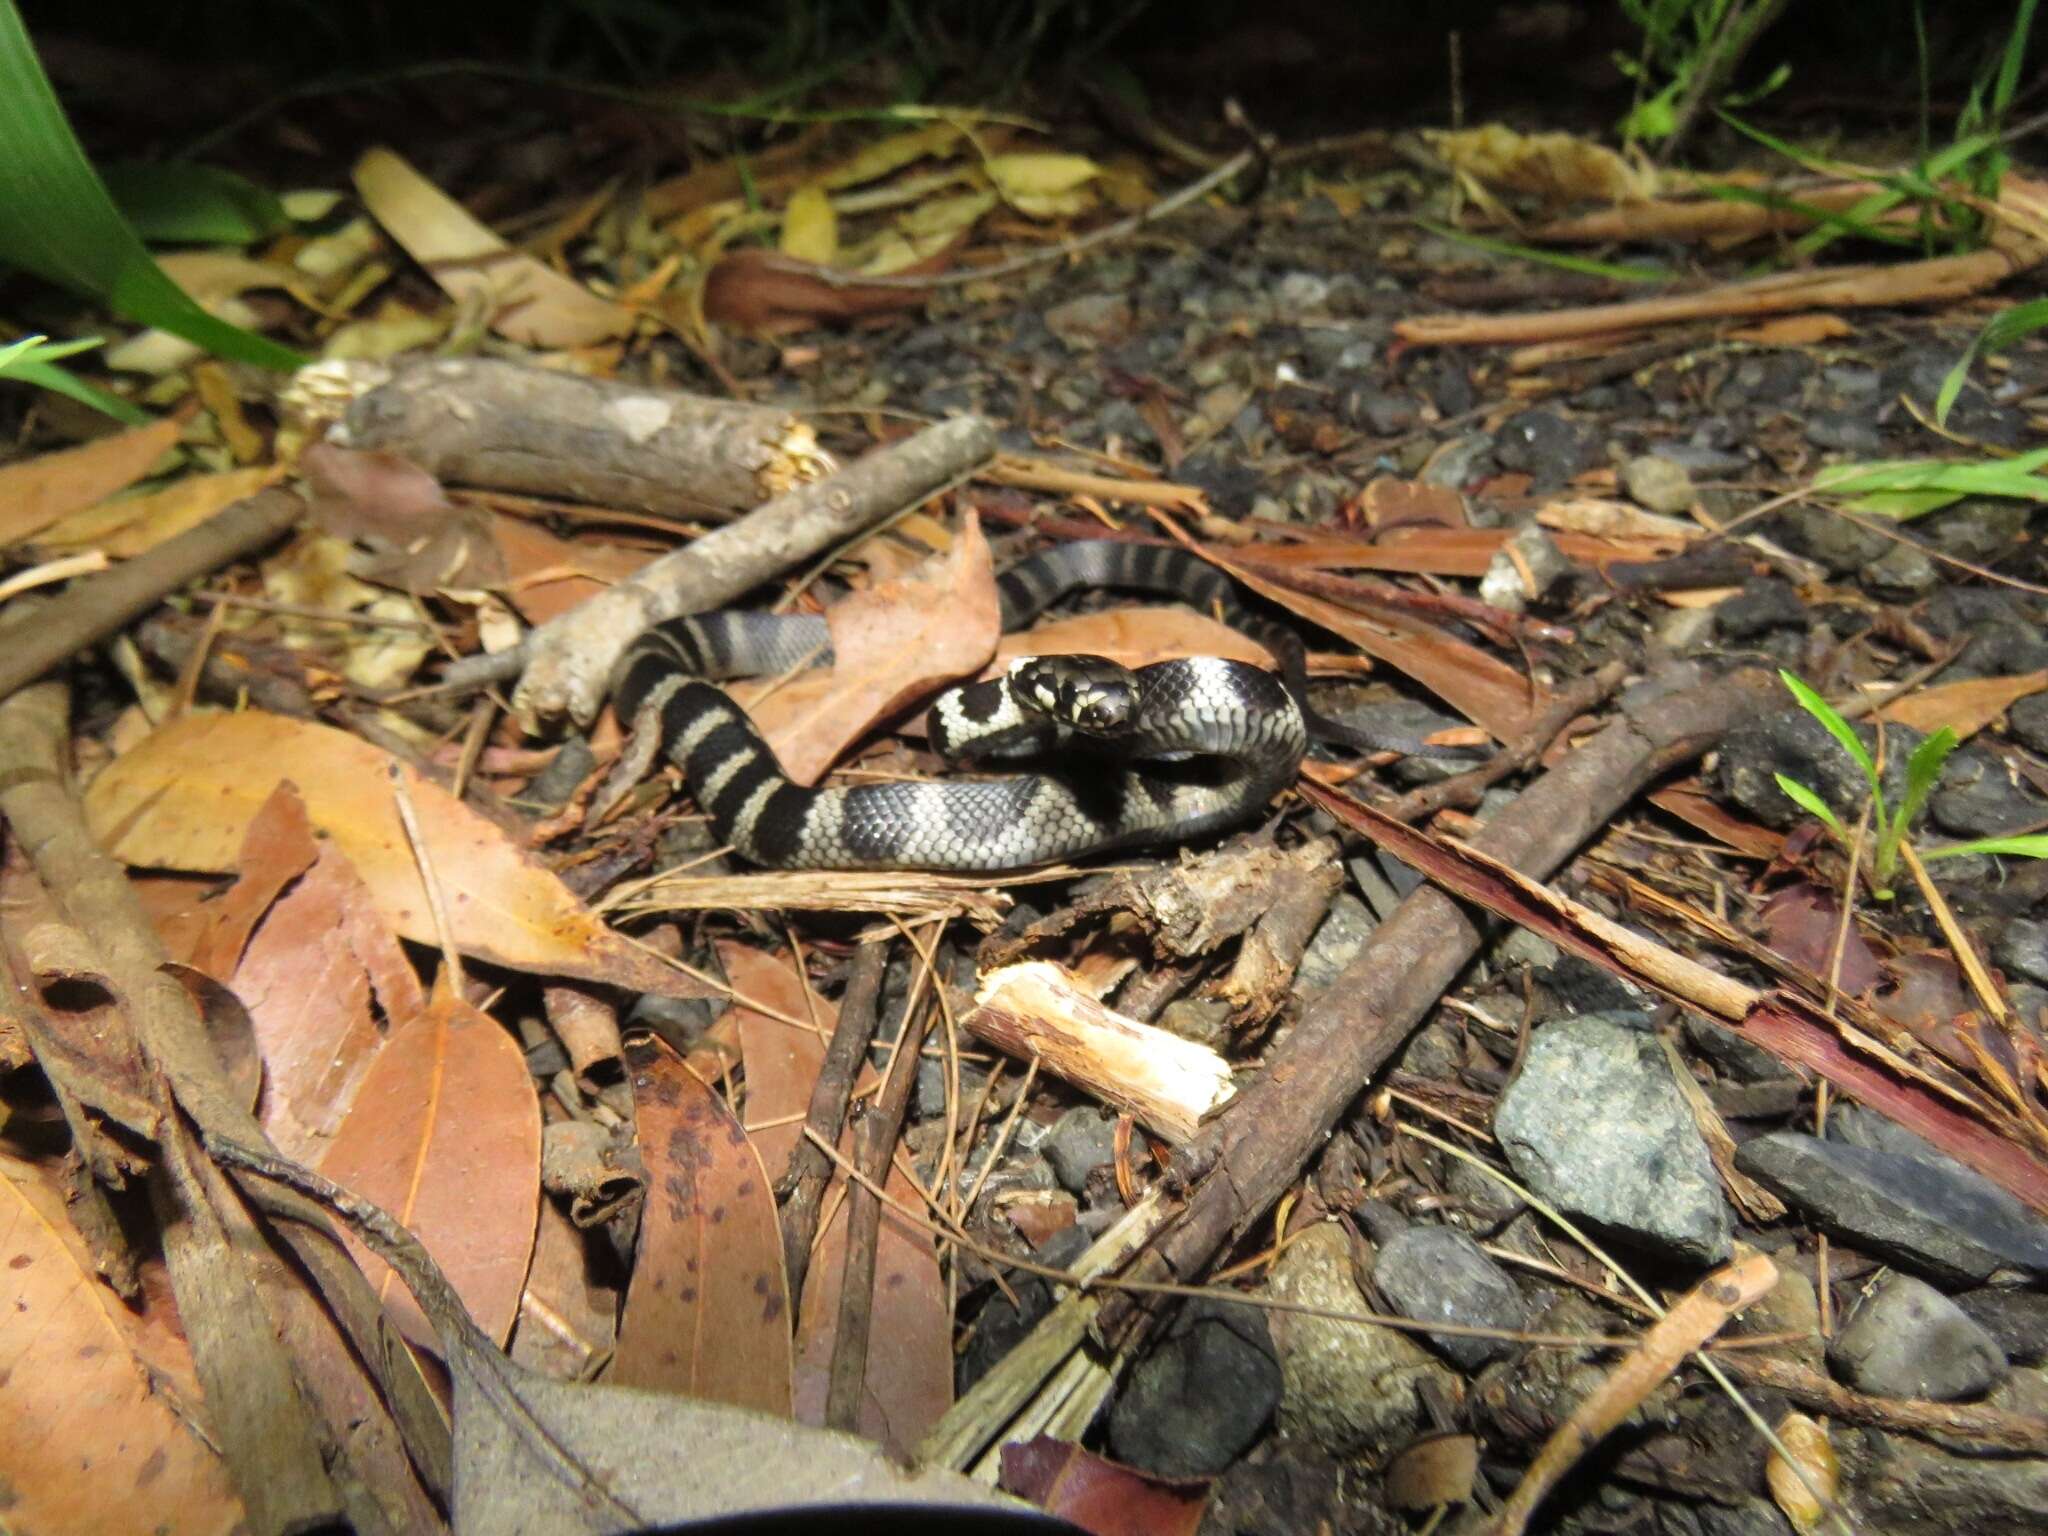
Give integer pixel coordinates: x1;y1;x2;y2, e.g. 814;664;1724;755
0;1;305;371
1412;221;1671;284
0;332;149;424
1778;670;1880;799
1919;833;2048;861
1935;296;2048;425
100;160;290;245
1894;726;1958;834
1775;773;1846;838
1812;449;2048;514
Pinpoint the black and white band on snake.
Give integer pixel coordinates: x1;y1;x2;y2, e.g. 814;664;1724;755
605;540;1446;872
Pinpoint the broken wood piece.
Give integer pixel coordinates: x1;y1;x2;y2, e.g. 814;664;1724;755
449;413;999;729
964;962;1236;1143
337;356;829;519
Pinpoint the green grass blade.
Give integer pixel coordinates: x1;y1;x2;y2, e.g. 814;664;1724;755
1778;670;1880;795
1774;773;1847;838
0;1;305;371
1919;833;2048;861
1936;296;2048;425
1895;726;1958;832
1413;221;1672;284
1812;450;2048;513
1;354;151;424
99;160;290;245
1693;183;1917;248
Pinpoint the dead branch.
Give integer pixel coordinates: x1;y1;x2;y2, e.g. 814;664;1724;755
0;487;302;703
337;357;828;519
444;414;998;729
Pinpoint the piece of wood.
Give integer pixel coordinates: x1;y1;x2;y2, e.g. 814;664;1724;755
338;357;823;519
964;962;1236;1144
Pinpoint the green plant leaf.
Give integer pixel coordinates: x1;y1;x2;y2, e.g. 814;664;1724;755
1919;833;2048;861
1812;448;2048;514
1895;726;1958;833
1935;296;2048;426
100;160;290;245
1774;773;1847;838
0;1;305;371
1413;221;1671;283
1778;670;1880;798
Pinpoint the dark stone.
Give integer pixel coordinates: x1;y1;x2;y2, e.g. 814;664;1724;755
1038;1107;1120;1194
955;1225;1092;1393
1828;1271;2006;1400
1715;706;1922;831
1106;1298;1282;1477
1533;957;1654;1017
1353;389;1419;436
1771;504;1889;574
1928;748;2048;837
1924;499;2034;564
1370;1226;1531;1368
1683;1015;1798;1085
1734;1130;2048;1284
2010;693;2048;754
1955;1287;2048;1365
1713;578;1807;640
1200;1445;1401;1536
525;736;597;811
1994;917;2048;989
1422;360;1475;415
1804;407;1884;455
1492;409;1597;487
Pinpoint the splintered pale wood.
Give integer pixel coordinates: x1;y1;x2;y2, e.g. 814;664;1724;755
316;980;541;1349
82;709;710;998
730;514;1000;786
611;1039;793;1412
965;962;1236;1143
0;1153;244;1535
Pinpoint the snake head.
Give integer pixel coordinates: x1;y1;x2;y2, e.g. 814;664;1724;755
1010;655;1138;735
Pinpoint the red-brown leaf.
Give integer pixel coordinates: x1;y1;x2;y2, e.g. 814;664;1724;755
316;979;541;1348
611;1038;793;1414
999;1436;1210;1536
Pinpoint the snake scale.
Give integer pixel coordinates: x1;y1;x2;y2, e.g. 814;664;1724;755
609;540;1444;872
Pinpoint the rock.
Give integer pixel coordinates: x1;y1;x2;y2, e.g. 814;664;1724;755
1265;1224;1456;1457
1734;1131;2048;1284
1821;362;1883;399
1713;578;1807;640
1422;361;1475;416
1864;539;1941;597
1295;892;1377;997
1715;706;1920;830
1925;499;2033;564
1733;1264;1825;1370
1956;1288;2048;1365
1493;1013;1733;1265
1771;504;1890;574
1533;958;1654;1017
1157;995;1232;1051
1622;453;1696;515
1995;917;2048;989
1929;748;2048;837
527;736;597;810
1201;1445;1397;1536
1106;1298;1282;1477
2011;693;2048;754
1829;1272;2007;1400
1418;432;1495;489
1804;407;1884;455
1273;271;1331;311
1042;293;1131;351
1369;1226;1530;1369
1683;1015;1799;1085
1921;590;2048;678
1493;409;1596;487
1843;1418;2048;1535
1353;389;1419;435
1479;523;1573;613
1658;605;1718;651
1037;1107;1120;1194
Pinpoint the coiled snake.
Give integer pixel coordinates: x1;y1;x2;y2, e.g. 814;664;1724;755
609;541;1444;871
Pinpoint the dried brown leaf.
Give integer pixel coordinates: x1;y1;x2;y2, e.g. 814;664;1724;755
32;465;282;559
998;1436;1210;1536
316;979;541;1348
1873;669;2048;738
0;1152;245;1534
610;1038;793;1413
83;710;709;997
302;442;508;592
0;409;187;551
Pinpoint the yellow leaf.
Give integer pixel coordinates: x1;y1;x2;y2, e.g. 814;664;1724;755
1765;1412;1837;1535
779;183;839;264
82;710;708;998
34;465;281;559
353;147;632;348
897;188;997;240
818;123;969;190
1007;187;1098;221
985;152;1102;200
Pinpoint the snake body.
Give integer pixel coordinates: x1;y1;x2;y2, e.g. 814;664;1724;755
610;541;1406;871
